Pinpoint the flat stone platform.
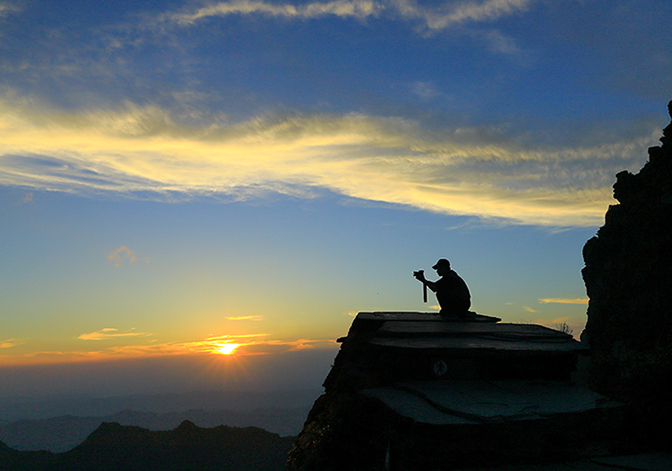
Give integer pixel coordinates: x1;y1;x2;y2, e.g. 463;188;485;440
347;311;586;355
355;311;501;322
362;379;621;426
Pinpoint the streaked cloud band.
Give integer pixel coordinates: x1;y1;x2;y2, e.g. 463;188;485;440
539;297;590;305
1;338;24;349
172;0;381;24
0;97;651;227
78;328;152;341
170;0;534;31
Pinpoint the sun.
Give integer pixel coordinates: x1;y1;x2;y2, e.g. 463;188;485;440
216;343;240;355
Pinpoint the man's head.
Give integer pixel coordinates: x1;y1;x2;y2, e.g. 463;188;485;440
432;258;451;274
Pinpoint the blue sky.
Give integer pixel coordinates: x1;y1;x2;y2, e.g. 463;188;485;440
1;0;670;396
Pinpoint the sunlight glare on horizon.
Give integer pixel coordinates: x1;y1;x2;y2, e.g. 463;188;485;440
216;344;241;355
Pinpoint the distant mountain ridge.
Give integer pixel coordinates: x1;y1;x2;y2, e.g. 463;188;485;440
0;389;321;422
0;407;309;452
0;420;295;471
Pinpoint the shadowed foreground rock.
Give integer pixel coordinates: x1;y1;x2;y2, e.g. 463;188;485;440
582;102;672;444
287;312;627;470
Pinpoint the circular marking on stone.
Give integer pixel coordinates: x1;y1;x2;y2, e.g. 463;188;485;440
433;360;448;377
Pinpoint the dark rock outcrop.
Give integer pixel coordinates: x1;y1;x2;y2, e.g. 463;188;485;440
287;313;620;470
582;101;672;444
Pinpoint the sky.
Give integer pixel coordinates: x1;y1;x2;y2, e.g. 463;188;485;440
1;0;671;398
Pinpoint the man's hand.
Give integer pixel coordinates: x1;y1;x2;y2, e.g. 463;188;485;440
413;270;426;282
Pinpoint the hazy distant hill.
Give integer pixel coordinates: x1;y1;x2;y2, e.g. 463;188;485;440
0;420;295;471
0;389;321;422
0;407;308;452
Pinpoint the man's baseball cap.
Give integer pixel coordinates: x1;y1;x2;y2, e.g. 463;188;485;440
432;259;451;270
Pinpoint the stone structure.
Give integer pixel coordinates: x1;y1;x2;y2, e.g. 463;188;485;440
582;102;672;439
287;312;624;470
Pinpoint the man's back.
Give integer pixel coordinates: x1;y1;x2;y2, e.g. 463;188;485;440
436;270;470;316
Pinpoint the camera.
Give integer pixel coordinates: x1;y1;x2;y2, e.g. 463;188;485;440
413;270;424;277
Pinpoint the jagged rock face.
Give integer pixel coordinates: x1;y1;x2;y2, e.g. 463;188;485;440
582;102;672;422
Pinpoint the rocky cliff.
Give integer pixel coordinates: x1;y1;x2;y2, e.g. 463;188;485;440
582;101;672;442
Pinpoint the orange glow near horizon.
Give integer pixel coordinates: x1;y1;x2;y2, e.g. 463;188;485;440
0;335;343;366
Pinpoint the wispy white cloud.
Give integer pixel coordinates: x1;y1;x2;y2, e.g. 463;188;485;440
78;328;152;341
206;334;271;340
432;0;532;27
233;338;337;354
410;81;442;101
0;1;23;19
539;297;589;305
0;96;653;227
225;315;264;321
171;0;381;24
478;29;525;57
0;338;23;349
396;0;534;31
168;0;535;32
107;246;137;267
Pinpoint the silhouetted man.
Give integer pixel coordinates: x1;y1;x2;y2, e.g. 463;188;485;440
414;259;471;317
